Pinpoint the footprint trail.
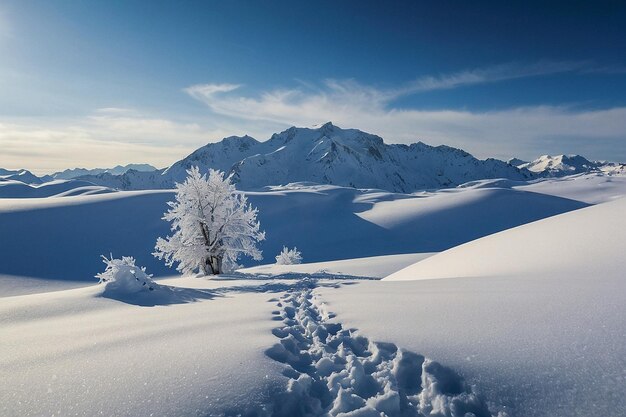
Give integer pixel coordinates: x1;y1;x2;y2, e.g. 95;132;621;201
264;280;506;417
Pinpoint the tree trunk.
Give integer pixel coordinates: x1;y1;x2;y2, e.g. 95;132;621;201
201;257;212;275
209;255;221;275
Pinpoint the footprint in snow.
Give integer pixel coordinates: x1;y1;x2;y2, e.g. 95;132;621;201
263;281;507;417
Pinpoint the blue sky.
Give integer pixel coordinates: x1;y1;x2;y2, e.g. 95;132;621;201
1;0;626;173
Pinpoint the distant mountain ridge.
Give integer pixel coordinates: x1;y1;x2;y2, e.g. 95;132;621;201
72;122;535;192
4;123;625;192
0;168;44;184
51;164;157;180
510;154;626;176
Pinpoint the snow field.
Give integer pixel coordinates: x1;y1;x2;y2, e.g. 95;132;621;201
0;278;286;416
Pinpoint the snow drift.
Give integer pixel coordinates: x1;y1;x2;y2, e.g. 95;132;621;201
0;184;587;283
317;197;626;416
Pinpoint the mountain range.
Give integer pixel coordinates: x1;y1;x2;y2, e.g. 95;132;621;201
69;122;533;192
2;123;624;192
509;154;626;176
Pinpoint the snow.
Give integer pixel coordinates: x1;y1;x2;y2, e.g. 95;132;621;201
518;154;626;176
239;253;434;279
2;171;625;416
0;179;113;198
0;277;286;416
0;183;586;284
96;255;158;294
514;172;626;204
265;283;505;416
315;197;626;416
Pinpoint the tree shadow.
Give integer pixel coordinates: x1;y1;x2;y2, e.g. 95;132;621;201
100;284;221;307
99;275;361;307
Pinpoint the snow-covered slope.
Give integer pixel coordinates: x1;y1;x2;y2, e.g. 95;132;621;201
514;154;626;176
0;179;113;198
0;183;587;283
317;198;626;416
238;252;434;279
514;173;626;204
0;277;283;416
75;123;534;192
385;195;626;281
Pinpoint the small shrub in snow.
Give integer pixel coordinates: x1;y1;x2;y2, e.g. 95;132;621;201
275;246;303;265
96;255;156;294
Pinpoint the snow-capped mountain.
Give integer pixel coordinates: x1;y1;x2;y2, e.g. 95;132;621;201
0;168;43;184
512;154;626;176
51;164;157;180
76;123;533;192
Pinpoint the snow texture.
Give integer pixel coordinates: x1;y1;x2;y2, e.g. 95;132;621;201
264;281;505;417
0;277;285;416
240;253;434;279
318;197;626;417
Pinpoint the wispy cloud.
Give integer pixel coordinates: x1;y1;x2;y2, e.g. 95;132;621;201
0;110;241;174
3;62;625;173
184;64;626;161
395;61;588;96
184;83;242;100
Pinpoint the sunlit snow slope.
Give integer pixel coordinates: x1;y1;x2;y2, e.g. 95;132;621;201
317;197;626;417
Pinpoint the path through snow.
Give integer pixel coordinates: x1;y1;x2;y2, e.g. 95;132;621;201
263;279;506;417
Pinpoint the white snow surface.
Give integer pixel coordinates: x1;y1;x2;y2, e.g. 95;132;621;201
2;174;626;416
313;197;626;416
514;172;626;203
239;253;434;279
0;183;587;283
0;179;113;198
0;277;286;416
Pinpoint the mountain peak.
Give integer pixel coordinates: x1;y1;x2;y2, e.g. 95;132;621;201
63;124;542;192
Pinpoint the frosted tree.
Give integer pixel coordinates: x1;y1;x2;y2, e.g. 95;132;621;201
153;167;265;275
275;246;303;265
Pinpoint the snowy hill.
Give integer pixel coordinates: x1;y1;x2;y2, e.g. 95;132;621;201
73;123;534;192
0;179;114;198
512;154;626;176
0;183;588;282
2;176;625;417
318;198;626;417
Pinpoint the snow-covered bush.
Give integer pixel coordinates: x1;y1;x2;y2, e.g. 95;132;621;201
96;255;156;294
153;166;265;275
275;246;303;265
